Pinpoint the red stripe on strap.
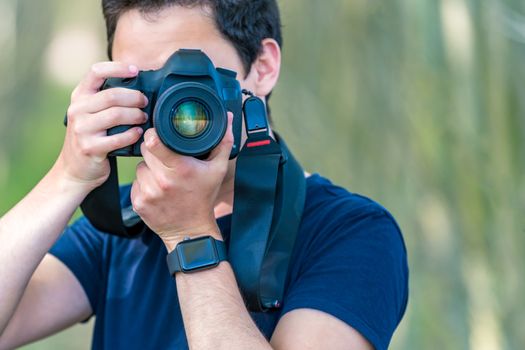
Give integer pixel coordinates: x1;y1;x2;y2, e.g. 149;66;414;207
247;140;271;148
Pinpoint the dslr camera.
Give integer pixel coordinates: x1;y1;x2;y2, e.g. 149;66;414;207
104;49;243;158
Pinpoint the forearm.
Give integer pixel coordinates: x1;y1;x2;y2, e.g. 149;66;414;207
175;253;272;349
0;162;89;334
136;113;269;347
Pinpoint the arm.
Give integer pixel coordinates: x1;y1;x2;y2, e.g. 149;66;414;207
176;257;270;349
130;123;374;349
0;168;91;346
0;254;91;350
0;62;148;347
175;257;373;350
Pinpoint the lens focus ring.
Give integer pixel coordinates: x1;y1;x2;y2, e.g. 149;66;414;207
153;82;227;157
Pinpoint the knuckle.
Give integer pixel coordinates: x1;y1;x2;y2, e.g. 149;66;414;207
78;140;92;157
134;110;146;123
126;110;138;125
144;185;158;201
106;91;119;105
70;87;80;101
127;128;141;142
90;63;101;76
136;161;147;173
66;105;77;121
157;175;172;191
135;93;145;106
111;134;126;149
107;107;121;124
224;136;234;147
72;122;84;136
217;162;229;175
132;197;145;213
146;133;159;149
212;162;228;177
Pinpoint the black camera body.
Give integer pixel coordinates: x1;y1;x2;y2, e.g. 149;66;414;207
104;49;243;158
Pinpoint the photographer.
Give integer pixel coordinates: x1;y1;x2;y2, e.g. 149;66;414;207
0;1;408;349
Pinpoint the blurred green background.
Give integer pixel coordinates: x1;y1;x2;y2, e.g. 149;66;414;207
1;0;524;349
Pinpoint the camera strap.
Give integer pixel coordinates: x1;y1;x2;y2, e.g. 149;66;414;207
79;157;146;236
230;96;306;312
76;96;306;313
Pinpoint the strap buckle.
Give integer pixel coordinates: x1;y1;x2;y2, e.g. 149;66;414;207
243;96;270;139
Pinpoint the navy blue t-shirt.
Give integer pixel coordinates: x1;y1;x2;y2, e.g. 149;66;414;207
49;174;408;350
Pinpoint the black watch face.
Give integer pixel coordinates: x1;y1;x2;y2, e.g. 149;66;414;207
177;237;219;272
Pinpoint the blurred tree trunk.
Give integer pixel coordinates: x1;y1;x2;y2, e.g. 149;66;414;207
0;0;54;154
276;0;525;349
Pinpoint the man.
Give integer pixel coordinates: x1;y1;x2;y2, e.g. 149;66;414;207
0;1;408;349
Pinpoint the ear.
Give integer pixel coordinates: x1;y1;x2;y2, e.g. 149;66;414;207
248;38;281;97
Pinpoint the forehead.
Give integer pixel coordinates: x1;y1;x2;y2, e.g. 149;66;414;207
112;6;244;74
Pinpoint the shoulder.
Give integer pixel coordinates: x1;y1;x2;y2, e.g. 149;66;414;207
282;174;409;348
301;174;406;252
285;174;409;349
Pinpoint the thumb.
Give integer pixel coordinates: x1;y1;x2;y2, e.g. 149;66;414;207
207;112;234;162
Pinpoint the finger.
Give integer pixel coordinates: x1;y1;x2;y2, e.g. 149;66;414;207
134;161;151;189
82;107;148;133
140;139;168;172
130;179;143;213
75;88;148;114
207;112;234;162
87;127;143;156
135;160;163;199
75;62;139;97
143;128;189;168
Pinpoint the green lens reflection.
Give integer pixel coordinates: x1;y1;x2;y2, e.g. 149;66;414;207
172;101;209;137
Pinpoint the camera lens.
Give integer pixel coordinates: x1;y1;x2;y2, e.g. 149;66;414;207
172;100;209;138
154;82;227;157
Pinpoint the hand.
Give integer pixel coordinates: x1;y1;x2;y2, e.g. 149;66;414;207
55;62;148;192
130;114;234;251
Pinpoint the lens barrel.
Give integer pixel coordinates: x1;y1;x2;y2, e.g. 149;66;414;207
153;82;227;157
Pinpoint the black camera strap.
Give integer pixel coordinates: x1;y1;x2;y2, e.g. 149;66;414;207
230;96;306;311
77;96;306;313
80;157;146;237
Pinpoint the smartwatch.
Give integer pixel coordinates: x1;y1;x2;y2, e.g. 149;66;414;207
166;236;227;275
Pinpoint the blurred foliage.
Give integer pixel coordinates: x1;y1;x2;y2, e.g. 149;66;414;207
1;0;524;349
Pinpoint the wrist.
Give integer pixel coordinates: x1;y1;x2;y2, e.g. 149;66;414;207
161;221;223;253
49;158;103;196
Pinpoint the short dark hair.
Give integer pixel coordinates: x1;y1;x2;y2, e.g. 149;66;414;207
102;0;283;77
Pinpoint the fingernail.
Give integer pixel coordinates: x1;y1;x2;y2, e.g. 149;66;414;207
143;112;149;121
143;95;149;105
136;127;144;135
129;65;138;74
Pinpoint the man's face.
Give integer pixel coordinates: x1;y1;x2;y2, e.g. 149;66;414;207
112;5;255;95
112;5;269;171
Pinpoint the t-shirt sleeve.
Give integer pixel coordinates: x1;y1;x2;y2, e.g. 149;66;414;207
279;206;409;350
48;216;107;315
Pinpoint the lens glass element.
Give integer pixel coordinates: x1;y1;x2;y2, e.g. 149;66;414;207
172;101;209;137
